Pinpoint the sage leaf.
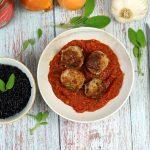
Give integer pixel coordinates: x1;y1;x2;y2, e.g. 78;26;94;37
128;27;146;76
83;0;95;17
128;28;139;47
39;122;48;125
28;112;49;134
30;123;41;135
22;40;30;51
37;28;43;39
136;29;146;47
70;16;82;24
28;39;35;46
84;16;111;28
133;46;139;57
0;79;5;92
35;112;44;122
70;16;87;26
40;112;49;120
6;73;15;90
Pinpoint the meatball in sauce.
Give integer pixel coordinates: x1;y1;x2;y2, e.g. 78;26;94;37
85;78;105;98
61;69;85;91
86;51;109;75
61;46;84;69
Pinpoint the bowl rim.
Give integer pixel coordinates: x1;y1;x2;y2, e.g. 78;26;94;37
37;27;134;123
0;57;36;124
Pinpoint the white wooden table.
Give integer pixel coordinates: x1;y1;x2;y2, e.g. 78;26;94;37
0;0;150;150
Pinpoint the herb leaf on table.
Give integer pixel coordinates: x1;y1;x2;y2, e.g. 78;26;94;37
57;0;110;29
28;112;49;135
136;29;146;47
18;28;43;58
28;39;35;46
83;0;95;17
133;46;139;57
37;28;43;39
22;40;30;51
128;28;139;47
128;28;146;75
21;38;35;52
83;16;111;28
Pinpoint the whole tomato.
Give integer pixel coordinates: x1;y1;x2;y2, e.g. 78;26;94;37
58;0;86;10
20;0;53;11
0;0;14;28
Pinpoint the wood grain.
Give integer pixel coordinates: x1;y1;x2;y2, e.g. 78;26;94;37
0;1;60;150
0;0;150;150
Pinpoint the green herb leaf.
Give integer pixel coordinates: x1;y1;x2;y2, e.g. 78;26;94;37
83;0;95;17
128;28;146;76
136;29;146;47
35;112;44;122
22;40;30;51
28;112;49;134
133;46;139;58
6;73;15;90
29;122;48;135
28;39;35;46
37;28;43;39
35;112;49;122
0;79;6;92
128;28;139;47
70;16;87;25
30;123;41;135
70;16;82;24
39;122;48;125
137;50;143;75
84;16;111;28
41;112;49;120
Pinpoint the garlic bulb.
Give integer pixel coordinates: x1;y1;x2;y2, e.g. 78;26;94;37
111;0;148;23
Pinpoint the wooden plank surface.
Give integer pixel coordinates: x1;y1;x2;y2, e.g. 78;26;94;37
0;0;150;150
0;1;60;150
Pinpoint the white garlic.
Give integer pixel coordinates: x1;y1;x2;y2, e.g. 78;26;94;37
111;0;148;23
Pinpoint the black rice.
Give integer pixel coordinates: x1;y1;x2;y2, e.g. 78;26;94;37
0;64;31;119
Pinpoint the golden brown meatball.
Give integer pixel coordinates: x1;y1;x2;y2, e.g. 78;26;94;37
85;78;104;98
61;69;85;90
86;51;109;75
61;46;84;68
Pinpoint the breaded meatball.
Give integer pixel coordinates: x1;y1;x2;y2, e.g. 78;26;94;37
61;46;84;68
85;78;104;98
61;69;85;90
86;51;109;75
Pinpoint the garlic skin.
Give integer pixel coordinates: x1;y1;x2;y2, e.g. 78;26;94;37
111;0;148;23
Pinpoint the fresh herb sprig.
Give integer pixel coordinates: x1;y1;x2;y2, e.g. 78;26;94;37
58;0;111;29
128;28;146;75
22;38;36;52
28;112;49;135
17;28;43;58
37;28;43;39
0;73;15;92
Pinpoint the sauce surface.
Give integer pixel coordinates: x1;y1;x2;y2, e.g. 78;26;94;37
48;40;124;113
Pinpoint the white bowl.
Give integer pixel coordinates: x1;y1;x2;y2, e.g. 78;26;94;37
37;27;134;123
0;58;36;124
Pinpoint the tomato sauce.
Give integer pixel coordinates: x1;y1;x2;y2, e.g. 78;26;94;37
48;40;124;113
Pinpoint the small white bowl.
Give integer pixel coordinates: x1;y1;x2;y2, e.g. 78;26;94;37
37;27;134;123
0;58;36;124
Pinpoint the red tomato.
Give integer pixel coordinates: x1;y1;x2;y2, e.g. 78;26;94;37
0;0;14;28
